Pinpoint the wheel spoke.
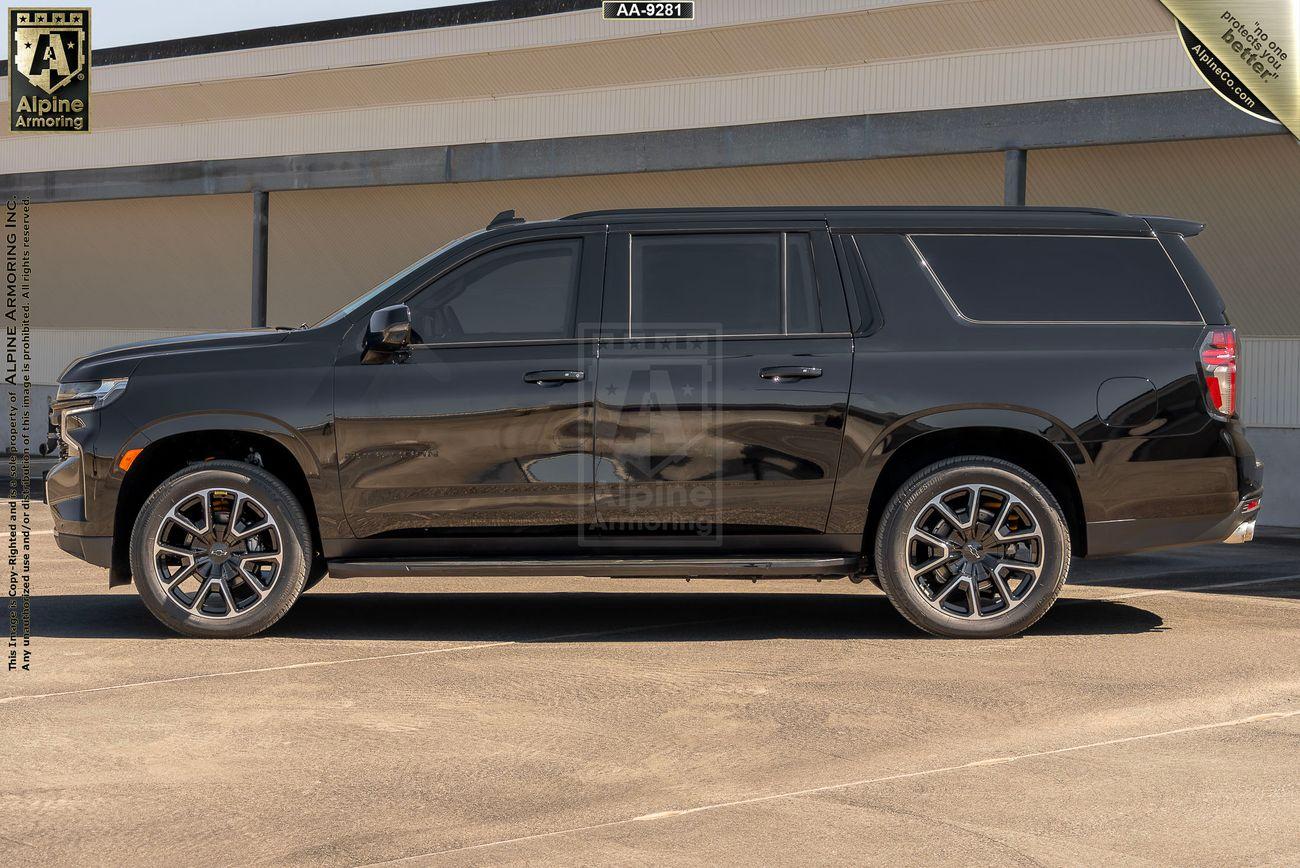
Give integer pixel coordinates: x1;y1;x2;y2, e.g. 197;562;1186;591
236;549;282;567
934;574;967;605
994;559;1042;578
908;552;950;579
214;577;237;615
235;563;267;597
934;499;970;533
964;576;984;618
163;559;202;588
228;516;273;544
168;509;207;539
987;495;1014;542
990;569;1015;608
216;492;244;543
910;527;951;552
190;576;219;612
157;542;199;560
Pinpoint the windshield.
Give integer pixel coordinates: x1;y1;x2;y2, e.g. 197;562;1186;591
312;228;486;327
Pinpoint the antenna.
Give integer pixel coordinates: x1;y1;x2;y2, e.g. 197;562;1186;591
487;209;525;228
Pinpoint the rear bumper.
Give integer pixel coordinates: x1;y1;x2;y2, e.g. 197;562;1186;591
1222;518;1255;544
1087;495;1262;557
1084;417;1263;557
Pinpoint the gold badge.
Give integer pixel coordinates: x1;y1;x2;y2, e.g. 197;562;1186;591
8;8;91;132
1162;1;1295;136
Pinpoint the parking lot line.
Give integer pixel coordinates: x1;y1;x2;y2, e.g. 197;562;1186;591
0;615;747;705
371;708;1300;863
1101;573;1300;601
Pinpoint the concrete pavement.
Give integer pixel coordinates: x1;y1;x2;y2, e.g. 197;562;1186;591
4;504;1299;865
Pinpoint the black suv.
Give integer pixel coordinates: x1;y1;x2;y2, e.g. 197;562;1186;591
48;206;1263;639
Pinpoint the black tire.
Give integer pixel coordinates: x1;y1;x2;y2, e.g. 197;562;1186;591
129;460;311;638
874;456;1070;639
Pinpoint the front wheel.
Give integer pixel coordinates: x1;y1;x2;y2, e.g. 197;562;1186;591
874;456;1070;639
129;461;312;638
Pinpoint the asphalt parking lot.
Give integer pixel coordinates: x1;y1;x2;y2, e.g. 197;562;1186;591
5;503;1300;866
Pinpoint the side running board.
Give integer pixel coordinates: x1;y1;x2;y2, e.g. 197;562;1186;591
327;556;858;580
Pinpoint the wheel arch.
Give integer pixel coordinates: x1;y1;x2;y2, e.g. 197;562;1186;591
110;417;322;586
859;423;1087;572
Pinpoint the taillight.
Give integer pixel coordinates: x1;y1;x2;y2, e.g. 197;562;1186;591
1199;327;1237;417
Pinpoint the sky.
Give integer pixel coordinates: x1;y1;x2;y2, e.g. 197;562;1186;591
89;0;471;48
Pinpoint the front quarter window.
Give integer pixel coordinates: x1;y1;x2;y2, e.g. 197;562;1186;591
405;238;582;344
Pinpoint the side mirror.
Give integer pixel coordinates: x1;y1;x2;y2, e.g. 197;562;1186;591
363;304;412;362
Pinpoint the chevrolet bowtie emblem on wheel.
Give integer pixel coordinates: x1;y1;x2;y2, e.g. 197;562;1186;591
8;8;91;132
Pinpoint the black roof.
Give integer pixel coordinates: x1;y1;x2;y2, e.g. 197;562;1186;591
562;205;1125;220
533;206;1203;236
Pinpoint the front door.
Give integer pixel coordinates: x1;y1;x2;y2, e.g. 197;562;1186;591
592;224;854;550
333;228;604;549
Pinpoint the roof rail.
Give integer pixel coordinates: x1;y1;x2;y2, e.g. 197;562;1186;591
561;205;1126;220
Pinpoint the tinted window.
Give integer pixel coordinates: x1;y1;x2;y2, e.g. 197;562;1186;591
786;233;822;334
1160;233;1226;324
912;235;1201;323
630;233;826;336
408;238;581;343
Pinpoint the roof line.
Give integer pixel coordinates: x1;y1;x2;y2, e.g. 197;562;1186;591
562;206;1126;220
0;1;600;77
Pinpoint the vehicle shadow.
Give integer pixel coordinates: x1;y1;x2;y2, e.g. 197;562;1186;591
29;589;1163;641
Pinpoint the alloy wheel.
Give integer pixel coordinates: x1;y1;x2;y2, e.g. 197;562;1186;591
152;488;284;619
905;483;1044;620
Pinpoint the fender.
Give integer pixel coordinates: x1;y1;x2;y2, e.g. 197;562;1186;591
116;410;323;482
826;403;1088;537
100;410;340;588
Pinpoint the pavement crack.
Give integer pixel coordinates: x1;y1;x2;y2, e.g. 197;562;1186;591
0;615;752;705
365;706;1300;863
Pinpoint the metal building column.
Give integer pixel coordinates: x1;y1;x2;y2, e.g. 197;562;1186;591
1004;148;1027;206
251;190;269;327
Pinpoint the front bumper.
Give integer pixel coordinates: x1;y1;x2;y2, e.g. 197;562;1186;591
54;531;113;568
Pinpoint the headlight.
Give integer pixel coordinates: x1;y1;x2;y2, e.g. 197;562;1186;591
52;378;129;458
54;377;129;411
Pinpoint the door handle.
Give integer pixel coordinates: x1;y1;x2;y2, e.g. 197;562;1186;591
524;370;585;386
760;366;822;382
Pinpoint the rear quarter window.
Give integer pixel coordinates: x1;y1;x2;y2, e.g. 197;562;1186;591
911;234;1202;323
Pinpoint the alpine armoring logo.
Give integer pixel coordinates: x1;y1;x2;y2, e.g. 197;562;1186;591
8;8;91;132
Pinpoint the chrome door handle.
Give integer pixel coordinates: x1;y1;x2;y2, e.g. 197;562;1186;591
524;370;585;385
760;366;822;382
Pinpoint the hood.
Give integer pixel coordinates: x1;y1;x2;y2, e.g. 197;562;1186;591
59;329;291;382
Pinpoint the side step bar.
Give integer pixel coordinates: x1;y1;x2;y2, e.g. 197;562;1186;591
327;556;858;580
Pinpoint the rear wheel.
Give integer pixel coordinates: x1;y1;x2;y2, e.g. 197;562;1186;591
129;461;311;638
874;456;1069;638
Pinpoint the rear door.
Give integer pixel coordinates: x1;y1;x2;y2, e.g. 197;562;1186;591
592;220;854;549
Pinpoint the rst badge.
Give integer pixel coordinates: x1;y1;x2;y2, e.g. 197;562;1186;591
9;8;91;132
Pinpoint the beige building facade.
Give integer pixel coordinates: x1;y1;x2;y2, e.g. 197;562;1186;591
3;0;1298;522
